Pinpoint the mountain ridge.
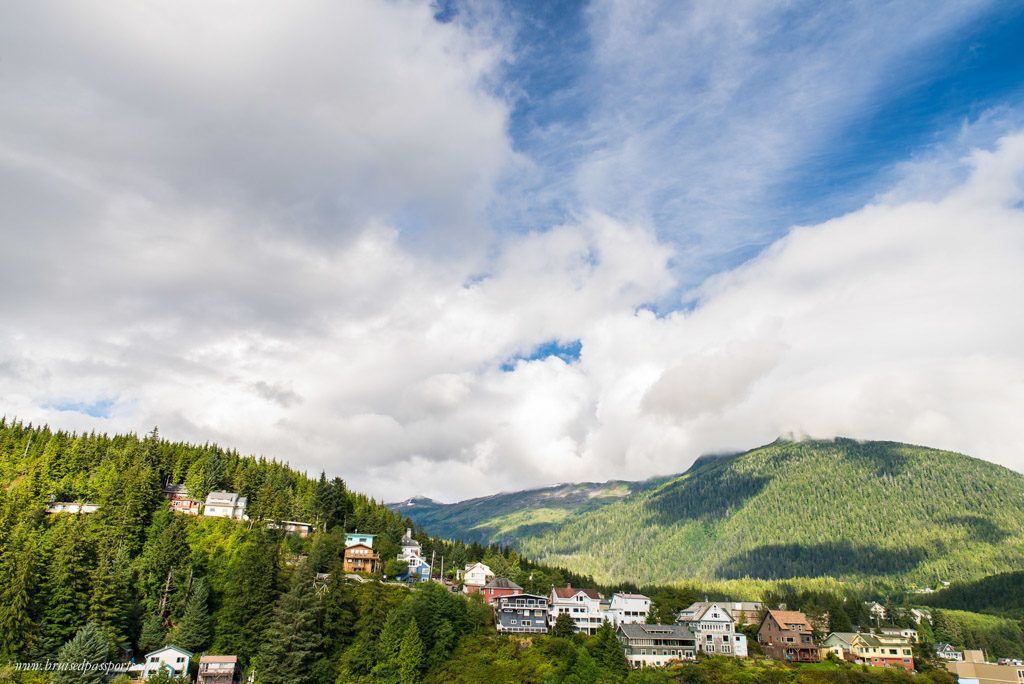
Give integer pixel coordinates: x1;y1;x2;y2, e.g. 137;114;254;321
390;437;1024;586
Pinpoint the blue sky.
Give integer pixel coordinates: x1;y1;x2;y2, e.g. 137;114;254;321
3;0;1024;500
487;0;1024;286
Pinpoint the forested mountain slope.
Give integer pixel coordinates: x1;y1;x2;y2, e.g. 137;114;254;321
392;439;1024;586
0;418;592;679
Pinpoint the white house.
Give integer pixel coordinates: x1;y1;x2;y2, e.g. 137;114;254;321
865;602;887;622
462;562;494;595
909;608;932;625
397;529;430;581
45;501;100;514
608;593;651;626
935;642;963;661
676;601;748;657
550;586;605;634
880;626;918;642
203;492;247;519
265;520;313;537
130;645;192;679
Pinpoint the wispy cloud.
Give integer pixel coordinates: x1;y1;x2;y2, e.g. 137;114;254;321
2;1;1024;501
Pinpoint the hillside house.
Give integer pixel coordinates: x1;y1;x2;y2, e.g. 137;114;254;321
609;593;651;626
343;543;378;574
550;586;605;634
45;500;100;514
758;610;819;662
203;491;247;519
162;484;200;515
265;519;313;537
129;645;192;679
934;642;963;661
676;601;748;656
909;608;932;625
879;626;918;642
822;632;914;670
197;654;240;684
397;529;430;582
345;532;376;548
496;593;549;634
865;602;887;623
482;577;522;604
617;624;696;669
462;562;494;595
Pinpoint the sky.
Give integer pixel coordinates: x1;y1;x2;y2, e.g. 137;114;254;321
2;0;1024;502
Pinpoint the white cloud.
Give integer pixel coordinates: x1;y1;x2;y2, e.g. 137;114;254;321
2;1;1023;503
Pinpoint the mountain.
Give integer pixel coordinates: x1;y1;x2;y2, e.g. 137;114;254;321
391;438;1024;586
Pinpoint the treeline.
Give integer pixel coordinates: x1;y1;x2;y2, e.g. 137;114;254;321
918;571;1024;620
0;419;595;682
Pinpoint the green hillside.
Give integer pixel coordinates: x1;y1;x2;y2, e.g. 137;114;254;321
392;438;1024;586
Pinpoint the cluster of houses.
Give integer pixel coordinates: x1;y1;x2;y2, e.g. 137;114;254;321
104;646;241;682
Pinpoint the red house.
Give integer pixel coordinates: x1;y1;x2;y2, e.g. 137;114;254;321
482;577;523;605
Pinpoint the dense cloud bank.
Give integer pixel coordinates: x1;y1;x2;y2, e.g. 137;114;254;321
2;1;1021;500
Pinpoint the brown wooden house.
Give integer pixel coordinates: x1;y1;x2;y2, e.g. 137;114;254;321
343;543;378;574
757;609;819;662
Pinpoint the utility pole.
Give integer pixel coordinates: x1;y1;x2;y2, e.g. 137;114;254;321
429;550;435;581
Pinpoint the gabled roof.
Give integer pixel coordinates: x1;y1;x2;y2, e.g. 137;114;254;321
618;623;694;640
464;561;492;573
762;609;812;631
552;586;601;600
679;601;735;622
145;644;194;659
344;543;376;553
824;632;859;647
484;577;522;591
614;593;650;600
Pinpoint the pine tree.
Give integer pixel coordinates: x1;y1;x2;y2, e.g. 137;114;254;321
52;622;110;684
44;518;95;652
89;548;132;646
255;568;322;683
170;577;212;652
138;612;167;653
215;540;279;665
397;620;423;684
591;620;628;675
371;609;408;683
553;611;576;637
0;539;39;660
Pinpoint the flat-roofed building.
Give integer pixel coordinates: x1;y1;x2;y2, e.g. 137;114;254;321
197;654;240;684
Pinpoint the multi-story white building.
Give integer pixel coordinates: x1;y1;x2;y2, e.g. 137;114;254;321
608;593;651;626
203;491;247;519
550;586;606;634
462;562;494;595
676;601;748;656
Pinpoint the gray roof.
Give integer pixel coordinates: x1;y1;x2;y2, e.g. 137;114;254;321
677;601;735;622
618;623;694;640
484;577;523;591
